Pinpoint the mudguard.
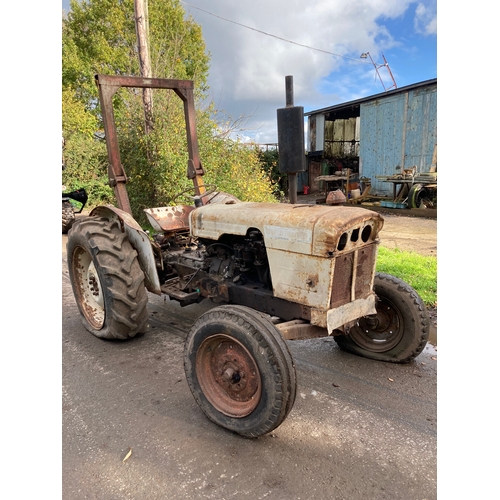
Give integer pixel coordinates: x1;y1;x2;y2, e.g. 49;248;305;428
90;205;161;295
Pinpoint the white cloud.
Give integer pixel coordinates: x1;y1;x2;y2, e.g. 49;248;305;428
414;3;437;36
184;1;437;142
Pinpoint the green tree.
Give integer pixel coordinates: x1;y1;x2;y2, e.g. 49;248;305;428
63;0;209;117
256;148;287;199
62;87;98;139
62;0;276;222
62;133;115;205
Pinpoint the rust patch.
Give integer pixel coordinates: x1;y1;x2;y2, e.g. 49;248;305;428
196;335;262;418
331;253;353;308
330;243;378;308
354;245;377;299
275;320;329;340
144;206;194;233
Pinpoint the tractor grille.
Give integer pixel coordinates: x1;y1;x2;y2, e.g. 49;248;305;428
330;243;378;308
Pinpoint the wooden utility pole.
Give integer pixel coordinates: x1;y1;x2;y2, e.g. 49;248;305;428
134;0;154;133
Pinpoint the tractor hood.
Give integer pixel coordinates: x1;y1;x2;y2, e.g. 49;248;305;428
190;202;384;257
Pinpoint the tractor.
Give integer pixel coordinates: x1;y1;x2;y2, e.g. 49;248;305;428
62;187;88;234
66;75;430;438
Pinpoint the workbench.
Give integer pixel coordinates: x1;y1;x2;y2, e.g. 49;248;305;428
314;174;358;198
381;174;437;208
383;179;413;202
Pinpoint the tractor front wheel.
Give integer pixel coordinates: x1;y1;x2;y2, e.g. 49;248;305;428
184;305;297;438
334;273;430;363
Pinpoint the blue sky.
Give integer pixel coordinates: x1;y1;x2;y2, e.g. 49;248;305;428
62;0;437;143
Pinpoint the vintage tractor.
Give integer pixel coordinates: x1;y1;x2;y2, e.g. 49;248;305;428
62;187;88;234
66;75;430;438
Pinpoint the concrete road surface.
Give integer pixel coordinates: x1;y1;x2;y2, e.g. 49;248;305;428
62;230;437;500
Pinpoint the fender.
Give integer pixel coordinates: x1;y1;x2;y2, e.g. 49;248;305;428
90;205;161;295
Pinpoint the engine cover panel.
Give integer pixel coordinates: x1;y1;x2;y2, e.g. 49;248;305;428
190;203;383;258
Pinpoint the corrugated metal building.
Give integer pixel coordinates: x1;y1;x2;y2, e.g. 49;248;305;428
305;79;437;197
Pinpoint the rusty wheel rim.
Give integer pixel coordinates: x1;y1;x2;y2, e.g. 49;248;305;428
349;296;403;352
196;334;261;418
71;246;105;330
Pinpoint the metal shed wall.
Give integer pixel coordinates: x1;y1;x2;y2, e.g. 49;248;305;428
359;84;437;196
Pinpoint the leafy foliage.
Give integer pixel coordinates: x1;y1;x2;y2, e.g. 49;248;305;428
62;133;115;206
62;87;99;139
62;0;276;221
104;89;276;225
256;148;286;199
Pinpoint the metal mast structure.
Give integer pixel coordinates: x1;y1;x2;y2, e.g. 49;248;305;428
360;52;397;91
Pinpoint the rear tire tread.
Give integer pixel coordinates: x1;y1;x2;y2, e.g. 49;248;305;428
67;217;149;340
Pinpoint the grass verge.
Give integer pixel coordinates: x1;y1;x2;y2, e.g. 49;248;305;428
376;247;437;307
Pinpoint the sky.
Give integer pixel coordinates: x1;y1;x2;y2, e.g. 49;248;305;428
179;0;437;144
61;0;437;144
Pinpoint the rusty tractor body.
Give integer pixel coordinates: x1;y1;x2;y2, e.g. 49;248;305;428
66;75;430;438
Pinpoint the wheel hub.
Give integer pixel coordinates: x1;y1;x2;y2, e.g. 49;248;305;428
350;300;403;352
196;335;261;417
72;246;105;330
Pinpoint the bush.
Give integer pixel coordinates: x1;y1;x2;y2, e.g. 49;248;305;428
257;148;286;199
87;90;279;226
62;133;116;208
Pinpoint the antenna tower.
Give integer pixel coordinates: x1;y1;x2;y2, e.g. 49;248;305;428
360;52;397;91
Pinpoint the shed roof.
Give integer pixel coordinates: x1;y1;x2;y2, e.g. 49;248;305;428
305;78;437;120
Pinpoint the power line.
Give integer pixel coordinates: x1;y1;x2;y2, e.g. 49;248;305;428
181;1;369;63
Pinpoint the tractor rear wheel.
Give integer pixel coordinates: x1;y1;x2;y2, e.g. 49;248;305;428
184;305;297;438
334;273;430;363
66;216;149;339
